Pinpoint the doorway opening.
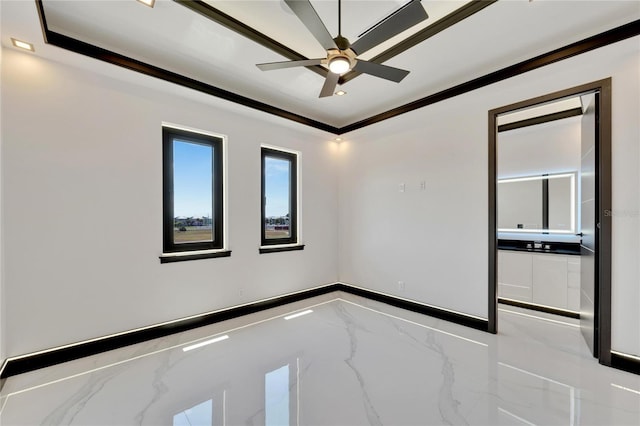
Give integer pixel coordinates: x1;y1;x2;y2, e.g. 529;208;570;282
488;78;612;366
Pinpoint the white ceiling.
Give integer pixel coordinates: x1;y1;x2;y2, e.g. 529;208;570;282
2;1;639;130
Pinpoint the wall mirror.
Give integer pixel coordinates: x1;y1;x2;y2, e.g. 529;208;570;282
498;172;576;234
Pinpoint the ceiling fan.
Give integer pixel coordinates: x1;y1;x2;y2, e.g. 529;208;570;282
257;0;428;97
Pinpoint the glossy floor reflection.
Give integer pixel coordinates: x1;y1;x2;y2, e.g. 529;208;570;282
1;292;638;425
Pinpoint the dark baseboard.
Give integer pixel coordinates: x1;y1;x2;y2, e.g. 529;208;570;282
4;286;634;379
609;352;640;375
338;284;489;332
499;298;580;319
0;284;339;379
0;283;488;379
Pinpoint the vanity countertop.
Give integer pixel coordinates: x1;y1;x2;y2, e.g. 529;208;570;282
498;239;581;256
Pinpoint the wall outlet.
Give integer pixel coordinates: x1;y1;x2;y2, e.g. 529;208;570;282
238;288;244;297
399;183;406;193
420;181;427;190
398;281;405;291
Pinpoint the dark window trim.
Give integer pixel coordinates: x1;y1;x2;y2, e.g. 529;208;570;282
159;250;231;264
259;245;305;255
163;127;224;255
261;147;298;247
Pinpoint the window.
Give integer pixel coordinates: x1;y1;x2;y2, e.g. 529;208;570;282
171;391;226;425
162;127;227;261
265;364;290;425
261;147;301;251
173;399;212;426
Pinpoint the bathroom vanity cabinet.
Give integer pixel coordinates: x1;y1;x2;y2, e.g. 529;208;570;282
498;249;580;312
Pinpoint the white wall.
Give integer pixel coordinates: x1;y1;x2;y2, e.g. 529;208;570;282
608;38;640;357
339;36;640;356
497;116;581;179
338;95;490;318
1;49;339;357
1;31;638;362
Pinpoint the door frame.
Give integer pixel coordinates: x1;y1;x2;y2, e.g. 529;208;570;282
487;78;612;365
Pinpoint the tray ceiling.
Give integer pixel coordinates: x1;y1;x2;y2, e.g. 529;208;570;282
3;1;640;132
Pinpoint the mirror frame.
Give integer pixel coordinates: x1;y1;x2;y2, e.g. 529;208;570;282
498;171;577;234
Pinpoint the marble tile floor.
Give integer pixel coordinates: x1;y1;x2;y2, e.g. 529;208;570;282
0;292;638;425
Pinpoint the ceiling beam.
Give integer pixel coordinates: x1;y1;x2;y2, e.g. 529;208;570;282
174;1;497;88
174;0;329;79
34;0;640;135
35;1;339;133
339;0;498;85
340;19;640;134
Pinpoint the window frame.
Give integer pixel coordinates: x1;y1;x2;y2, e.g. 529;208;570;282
162;126;224;255
261;146;299;248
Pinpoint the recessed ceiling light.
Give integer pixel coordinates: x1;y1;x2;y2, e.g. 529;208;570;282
335;90;347;96
136;0;155;8
11;38;34;52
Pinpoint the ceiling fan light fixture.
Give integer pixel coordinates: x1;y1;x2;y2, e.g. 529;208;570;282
328;56;350;74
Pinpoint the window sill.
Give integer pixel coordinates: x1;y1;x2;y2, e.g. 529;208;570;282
259;244;305;254
159;250;231;264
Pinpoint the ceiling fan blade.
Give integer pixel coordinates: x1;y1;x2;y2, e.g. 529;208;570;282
284;0;338;51
350;0;428;55
257;58;324;71
353;60;410;83
319;72;340;98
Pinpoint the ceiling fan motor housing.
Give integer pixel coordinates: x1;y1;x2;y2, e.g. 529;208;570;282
334;35;351;50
